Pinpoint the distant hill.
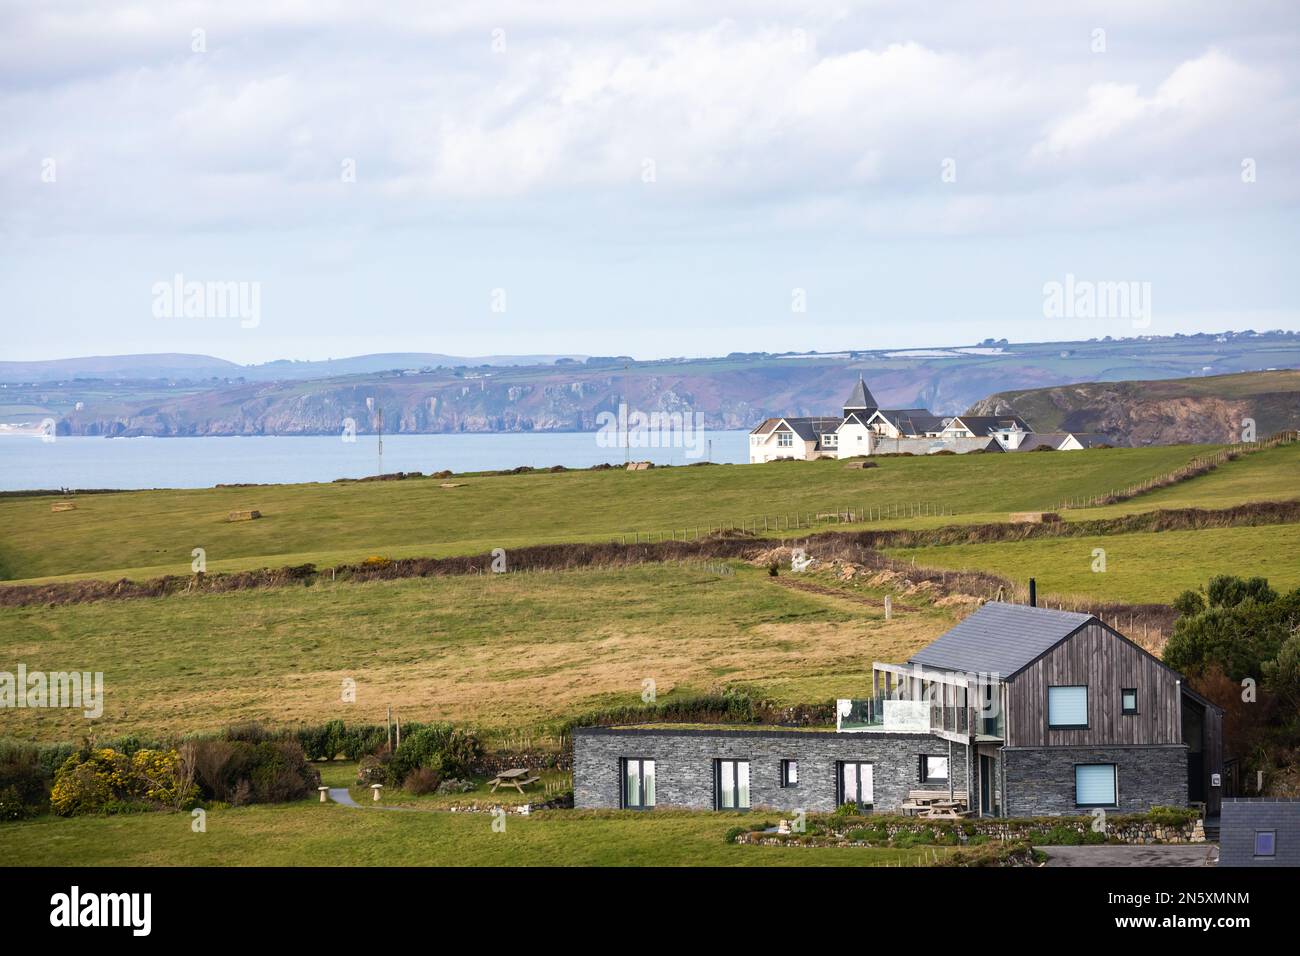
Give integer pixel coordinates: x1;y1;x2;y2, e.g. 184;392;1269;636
0;352;588;383
3;332;1298;438
965;370;1300;445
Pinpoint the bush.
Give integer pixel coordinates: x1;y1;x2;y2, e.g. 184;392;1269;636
1172;589;1206;617
388;724;484;786
0;739;50;816
404;766;442;795
188;725;319;805
48;746;198;816
1208;575;1277;609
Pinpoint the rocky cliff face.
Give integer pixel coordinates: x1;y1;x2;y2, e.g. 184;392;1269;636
966;372;1300;445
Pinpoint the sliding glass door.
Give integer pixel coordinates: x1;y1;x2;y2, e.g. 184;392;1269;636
716;760;751;810
839;761;874;808
623;758;655;809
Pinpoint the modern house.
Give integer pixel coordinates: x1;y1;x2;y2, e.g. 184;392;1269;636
573;601;1223;818
1218;799;1300;866
747;377;1110;462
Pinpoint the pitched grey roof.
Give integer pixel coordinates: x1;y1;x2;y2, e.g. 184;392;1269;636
843;376;877;411
1066;432;1113;448
946;415;1033;435
908;602;1096;677
878;409;947;435
781;416;843;441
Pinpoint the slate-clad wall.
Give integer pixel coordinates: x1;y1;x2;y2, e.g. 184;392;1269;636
1002;745;1187;816
1219;799;1300;867
573;727;967;812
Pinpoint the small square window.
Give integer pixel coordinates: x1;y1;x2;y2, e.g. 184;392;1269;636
920;755;948;784
1255;830;1276;858
781;759;798;788
1121;688;1138;716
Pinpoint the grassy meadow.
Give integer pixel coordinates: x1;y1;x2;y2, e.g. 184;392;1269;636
0;563;953;740
0;442;1237;584
888;523;1300;605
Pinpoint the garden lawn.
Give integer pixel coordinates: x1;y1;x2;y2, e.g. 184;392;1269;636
1;802;952;867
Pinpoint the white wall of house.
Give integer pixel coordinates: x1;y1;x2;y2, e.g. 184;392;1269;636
995;426;1030;450
749;425;816;463
1057;434;1084;451
834;420;874;458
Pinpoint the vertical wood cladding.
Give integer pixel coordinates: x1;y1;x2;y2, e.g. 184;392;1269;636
1006;622;1183;748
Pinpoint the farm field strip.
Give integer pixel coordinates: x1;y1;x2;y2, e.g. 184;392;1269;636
0;444;1227;583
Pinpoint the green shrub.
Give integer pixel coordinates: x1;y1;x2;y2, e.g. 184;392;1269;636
48;746;198;816
1172;590;1206;616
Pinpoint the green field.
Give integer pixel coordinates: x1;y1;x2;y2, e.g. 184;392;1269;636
0;443;1261;584
888;523;1300;605
0;563;953;739
0;798;948;867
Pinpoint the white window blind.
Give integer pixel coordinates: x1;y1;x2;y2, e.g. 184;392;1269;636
1075;764;1116;805
1048;686;1088;727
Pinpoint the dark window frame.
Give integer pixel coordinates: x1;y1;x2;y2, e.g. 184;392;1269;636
715;759;751;811
1048;684;1090;730
1073;762;1118;809
780;759;799;789
1121;687;1139;716
837;760;874;810
1254;830;1276;858
621;758;655;810
919;754;949;785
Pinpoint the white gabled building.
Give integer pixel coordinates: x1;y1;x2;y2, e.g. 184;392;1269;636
748;376;1117;462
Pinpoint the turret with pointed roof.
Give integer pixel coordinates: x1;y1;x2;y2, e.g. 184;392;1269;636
842;374;878;419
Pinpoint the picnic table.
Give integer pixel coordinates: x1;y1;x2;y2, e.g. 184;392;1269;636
488;768;540;794
921;800;972;820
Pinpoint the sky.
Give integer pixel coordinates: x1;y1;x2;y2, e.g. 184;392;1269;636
2;1;1299;364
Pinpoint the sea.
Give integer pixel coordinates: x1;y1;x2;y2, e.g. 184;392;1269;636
0;431;752;491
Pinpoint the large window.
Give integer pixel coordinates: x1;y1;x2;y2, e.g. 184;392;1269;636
716;760;751;810
920;755;949;785
838;761;874;808
622;759;655;809
1074;764;1117;807
1048;685;1089;729
776;432;793;447
1255;831;1276;858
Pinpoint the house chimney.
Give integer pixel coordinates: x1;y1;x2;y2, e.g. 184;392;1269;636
1029;578;1037;607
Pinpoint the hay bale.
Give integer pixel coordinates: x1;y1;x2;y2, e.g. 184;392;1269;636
625;461;653;471
227;509;262;522
1009;511;1060;524
51;501;77;513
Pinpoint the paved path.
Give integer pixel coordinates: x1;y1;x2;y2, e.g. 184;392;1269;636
1038;844;1218;867
327;787;426;812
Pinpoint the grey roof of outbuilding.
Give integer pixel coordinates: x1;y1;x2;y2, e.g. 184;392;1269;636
873;408;947;434
947;415;1033;435
908;601;1097;677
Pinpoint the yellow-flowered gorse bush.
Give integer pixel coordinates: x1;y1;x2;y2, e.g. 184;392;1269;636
49;746;198;816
